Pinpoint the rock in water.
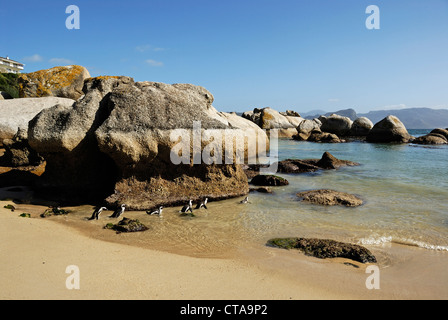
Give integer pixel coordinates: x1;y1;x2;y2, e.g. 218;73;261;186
294;119;321;141
320;114;353;136
18;65;90;100
28;76;267;208
366;115;412;143
267;237;377;264
296;189;363;207
413;128;448;145
243;107;305;138
104;218;149;233
250;174;289;186
350;117;373;136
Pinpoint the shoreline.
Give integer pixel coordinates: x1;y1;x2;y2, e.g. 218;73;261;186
1;201;448;300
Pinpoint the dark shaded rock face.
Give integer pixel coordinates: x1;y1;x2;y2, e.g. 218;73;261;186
320;114;353;136
0;129;43;167
307;131;341;143
267;237;377;264
296;189;363;207
27;76;261;209
250;174;289;186
105;218;149;233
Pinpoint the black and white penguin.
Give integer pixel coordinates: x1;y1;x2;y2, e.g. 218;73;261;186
195;198;208;209
147;206;163;216
89;207;107;220
180;200;193;213
240;196;249;204
110;204;126;218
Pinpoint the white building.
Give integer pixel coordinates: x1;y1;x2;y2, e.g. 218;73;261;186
0;56;24;74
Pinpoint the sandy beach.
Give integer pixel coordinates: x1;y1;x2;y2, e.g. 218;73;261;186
1;200;447;301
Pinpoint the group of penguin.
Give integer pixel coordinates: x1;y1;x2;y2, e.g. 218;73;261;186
88;195;249;221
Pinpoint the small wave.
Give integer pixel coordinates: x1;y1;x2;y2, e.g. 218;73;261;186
358;236;448;252
358;236;393;246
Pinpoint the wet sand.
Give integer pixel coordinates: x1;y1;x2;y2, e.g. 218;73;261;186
1;198;448;300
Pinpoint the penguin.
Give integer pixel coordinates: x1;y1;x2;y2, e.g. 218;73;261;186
110;204;126;218
147;206;163;216
89;206;107;220
240;196;249;204
180;200;193;213
195;198;208;209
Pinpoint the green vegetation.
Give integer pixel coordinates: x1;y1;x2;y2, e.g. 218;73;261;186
0;73;19;98
19;213;31;218
3;204;16;211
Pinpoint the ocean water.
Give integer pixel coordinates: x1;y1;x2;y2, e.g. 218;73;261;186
243;128;448;252
33;128;448;258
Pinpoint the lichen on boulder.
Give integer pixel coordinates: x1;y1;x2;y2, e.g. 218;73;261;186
18;65;90;100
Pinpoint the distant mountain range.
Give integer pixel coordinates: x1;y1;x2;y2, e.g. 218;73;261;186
304;108;448;129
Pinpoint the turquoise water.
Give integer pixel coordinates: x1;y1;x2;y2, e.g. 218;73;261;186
241;129;448;251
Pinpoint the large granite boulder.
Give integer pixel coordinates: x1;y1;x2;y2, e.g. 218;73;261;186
366;115;412;143
28;76;267;209
293;119;321;141
413;128;448;145
18;65;91;100
320;114;353;136
0;97;75;144
242;107;304;138
350;117;373;136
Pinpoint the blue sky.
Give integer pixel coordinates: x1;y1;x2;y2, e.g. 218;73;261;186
1;0;447;113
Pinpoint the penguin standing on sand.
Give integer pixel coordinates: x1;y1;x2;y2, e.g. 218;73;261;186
110;204;126;218
147;206;163;216
180;200;193;213
195;198;208;209
89;207;107;220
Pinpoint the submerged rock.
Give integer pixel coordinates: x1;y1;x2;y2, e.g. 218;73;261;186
243;152;359;177
267;237;377;264
104;217;149;233
250;174;289;186
296;189;363;207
